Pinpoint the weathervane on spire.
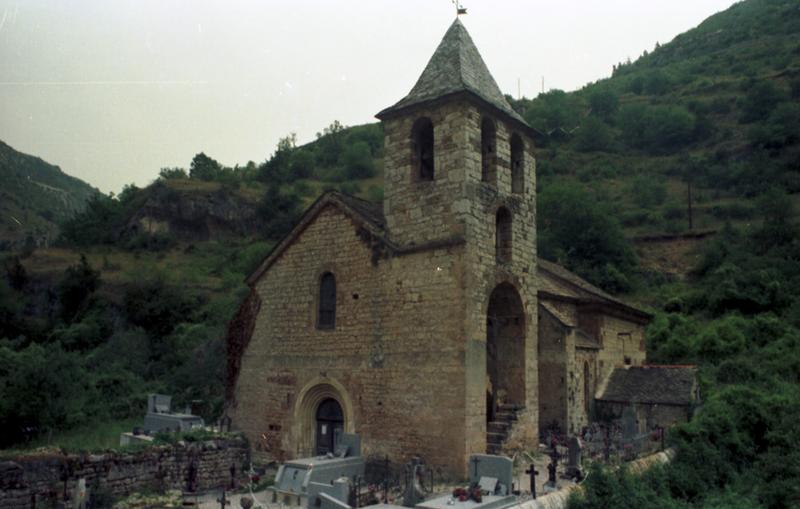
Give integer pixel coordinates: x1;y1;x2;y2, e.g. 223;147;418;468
452;0;467;16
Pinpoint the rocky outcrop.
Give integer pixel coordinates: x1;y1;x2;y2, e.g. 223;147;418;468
124;182;262;241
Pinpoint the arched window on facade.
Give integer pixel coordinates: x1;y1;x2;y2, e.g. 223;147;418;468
496;207;512;263
411;117;434;181
510;133;524;194
481;117;497;184
318;272;336;329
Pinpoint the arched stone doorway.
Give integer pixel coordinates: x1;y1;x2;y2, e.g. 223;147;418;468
486;283;526;423
315;398;344;455
293;378;354;457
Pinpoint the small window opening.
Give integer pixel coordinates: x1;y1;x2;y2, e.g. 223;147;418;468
481;117;497;183
411;117;434;181
496;207;512;263
510;133;524;194
318;272;336;329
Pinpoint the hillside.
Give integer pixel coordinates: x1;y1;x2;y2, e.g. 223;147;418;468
2;1;800;506
509;0;800;241
0;141;98;250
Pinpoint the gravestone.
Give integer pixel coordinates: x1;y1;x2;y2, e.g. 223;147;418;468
621;406;638;439
468;454;513;494
72;478;88;509
566;436;583;480
403;457;426;507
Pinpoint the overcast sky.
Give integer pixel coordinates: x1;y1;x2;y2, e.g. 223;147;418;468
0;0;739;193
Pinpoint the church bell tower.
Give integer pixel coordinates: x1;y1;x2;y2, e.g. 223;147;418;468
376;19;541;457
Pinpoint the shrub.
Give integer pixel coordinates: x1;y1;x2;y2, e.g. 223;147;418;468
587;87;619;120
257;186;302;240
628;175;667;209
123;274;198;338
739;80;785;123
538;182;636;293
0;341;97;446
339;141;376;179
575;117;614;152
58;255;101;322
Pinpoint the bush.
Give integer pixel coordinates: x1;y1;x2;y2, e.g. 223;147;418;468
339;141;376;179
709;203;756;221
619;104;698;153
587;87;619;120
739;81;785;123
123;274;198;338
0;341;97;446
189;152;223;181
538;182;637;293
523;89;583;132
643;69;672;95
123;232;176;252
628;175;667;209
257;185;302;240
747;103;800;149
58;255;101;322
575;117;614;152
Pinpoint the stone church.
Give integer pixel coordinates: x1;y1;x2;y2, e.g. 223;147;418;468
227;19;651;476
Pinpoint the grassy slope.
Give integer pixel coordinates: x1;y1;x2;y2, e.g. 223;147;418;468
518;0;800;239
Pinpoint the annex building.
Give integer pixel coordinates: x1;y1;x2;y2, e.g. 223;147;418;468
227;19;652;476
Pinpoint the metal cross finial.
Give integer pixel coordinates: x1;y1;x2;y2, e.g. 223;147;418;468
452;0;467;16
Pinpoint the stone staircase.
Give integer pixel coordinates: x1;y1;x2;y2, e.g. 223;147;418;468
487;404;524;455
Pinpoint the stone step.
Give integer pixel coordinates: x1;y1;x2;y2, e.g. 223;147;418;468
498;403;524;412
487;443;503;455
494;412;517;423
486;431;505;444
487;421;509;433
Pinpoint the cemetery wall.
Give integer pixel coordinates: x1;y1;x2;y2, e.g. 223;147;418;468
0;436;249;509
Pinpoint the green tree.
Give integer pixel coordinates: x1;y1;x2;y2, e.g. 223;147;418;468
628;175;667;209
575;117;614;152
754;187;795;251
257;185;302;240
538;183;636;292
0;341;96;446
189;152;223;181
339;141;376;179
315;121;346;167
587;87;619;120
58;255;101;322
260;134;298;184
0;280;23;340
643;69;671;95
59;193;126;246
5;256;28;291
523;89;583;132
158;167;188;180
739;80;785;123
123;274;197;339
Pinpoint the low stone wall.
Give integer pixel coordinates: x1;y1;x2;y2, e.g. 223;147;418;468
0;436;250;509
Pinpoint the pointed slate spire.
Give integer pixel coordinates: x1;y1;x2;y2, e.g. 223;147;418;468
378;19;527;125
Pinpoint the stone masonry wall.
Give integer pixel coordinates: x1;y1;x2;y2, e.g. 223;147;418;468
460;103;539;458
537;309;567;433
0;436;249;509
231;204;469;474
